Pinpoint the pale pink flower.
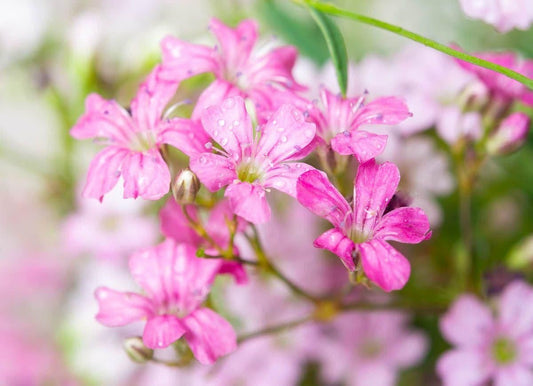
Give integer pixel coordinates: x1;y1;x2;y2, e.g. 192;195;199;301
455;50;533;107
303;311;427;386
438;281;533;386
94;239;237;364
311;88;411;162
160;199;248;284
62;185;158;261
71;65;206;201
459;0;533;33
190;96;316;224
159;18;305;121
297;160;431;291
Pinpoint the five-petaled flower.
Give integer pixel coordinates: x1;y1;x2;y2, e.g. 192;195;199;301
190;96;316;224
94;239;237;364
312;88;411;163
297;160;431;292
159;18;305;122
71;65;207;201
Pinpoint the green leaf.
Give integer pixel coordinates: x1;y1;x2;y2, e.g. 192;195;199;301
307;6;348;96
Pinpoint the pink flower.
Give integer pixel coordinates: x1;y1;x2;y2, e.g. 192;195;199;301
438;281;533;386
94;239;237;364
189;96;316;224
296;160;431;291
159;18;305;121
455;50;533;107
71;65;206;201
312;88;411;162
459;0;533;33
303;311;427;386
486;112;530;155
160;199;248;284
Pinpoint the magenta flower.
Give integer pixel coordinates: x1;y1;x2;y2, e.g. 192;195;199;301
438;281;533;386
160;199;248;284
160;18;305;121
459;0;533;33
312;88;411;162
94;239;236;364
455;50;533;107
189;96;316;224
296;160;431;291
71;65;207;201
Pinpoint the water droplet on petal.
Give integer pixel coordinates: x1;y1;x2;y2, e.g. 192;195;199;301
277;126;285;132
205;142;213;149
281;135;288;143
199;156;207;164
220;137;228;146
217;119;225;127
233;120;240;127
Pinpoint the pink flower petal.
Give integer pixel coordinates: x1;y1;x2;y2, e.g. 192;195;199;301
160;200;203;245
487;112;530;155
358;239;411;292
247;46;305;91
387;330;428;368
353;96;411;127
257;104;316;164
71;93;134;144
143;315;186;349
82;147;129;201
439;294;493;347
159;36;217;81
158;118;211;157
331;130;388;162
204;200;247;248
190;153;236;192
498;281;533;338
94;287;153;327
225;182;271;224
183;307;237;364
264;162;315;197
374;207;431;244
436;349;492;386
296;170;351;229
121;149;171;200
219;261;248;285
200;96;254;159
209;18;258;72
129;240;221;312
353;160;400;237
130;65;178;131
192;80;240;121
314;228;356;271
494;364;533;386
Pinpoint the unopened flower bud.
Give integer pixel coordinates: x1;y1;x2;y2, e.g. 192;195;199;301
123;336;154;363
172;169;200;204
486;112;530;156
458;81;489;111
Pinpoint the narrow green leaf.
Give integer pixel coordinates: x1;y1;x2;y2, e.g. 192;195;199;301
307;6;348;96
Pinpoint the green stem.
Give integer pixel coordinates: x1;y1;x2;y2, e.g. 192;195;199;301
237;316;312;344
292;0;533;90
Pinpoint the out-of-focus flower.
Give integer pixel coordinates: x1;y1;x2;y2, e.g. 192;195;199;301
62;185;158;261
311;88;411;163
297;160;431;291
378;135;454;226
71;65;204;201
436;106;483;145
455;51;533;107
190;96;316;224
160;18;305;122
486;112;530;155
459;0;533;33
304;311;427;386
438;281;533;386
345;45;475;136
95;239;236;364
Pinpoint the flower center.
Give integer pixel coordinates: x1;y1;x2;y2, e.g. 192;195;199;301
359;339;382;358
491;337;517;365
129;130;157;152
237;160;263;183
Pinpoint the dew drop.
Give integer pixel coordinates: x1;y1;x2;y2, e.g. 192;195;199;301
217;119;225;127
280;135;288;143
213;130;219;138
277;126;285;132
220;137;228;146
204;142;213;149
199;156;207;164
233;120;240;127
